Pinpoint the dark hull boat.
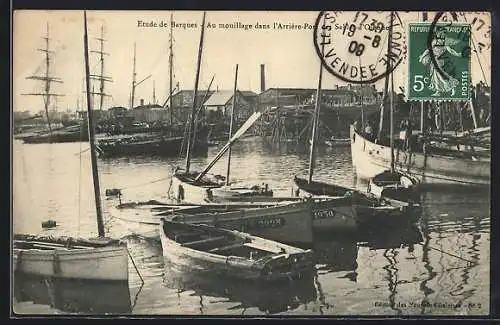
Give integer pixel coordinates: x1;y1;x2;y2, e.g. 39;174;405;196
23;127;89;144
159;219;315;281
293;176;352;197
294;176;421;228
96;136;208;158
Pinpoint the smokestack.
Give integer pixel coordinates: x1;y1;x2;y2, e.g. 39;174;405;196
260;64;266;93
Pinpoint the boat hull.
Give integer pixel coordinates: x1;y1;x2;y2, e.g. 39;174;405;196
170;173;273;204
350;126;490;186
159;220;314;281
309;198;358;232
353;204;421;228
23;131;89;144
13;245;129;282
170;201;314;246
97;137;208;158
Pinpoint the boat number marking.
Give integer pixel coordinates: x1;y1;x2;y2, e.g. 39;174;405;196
249;217;286;229
313;209;337;219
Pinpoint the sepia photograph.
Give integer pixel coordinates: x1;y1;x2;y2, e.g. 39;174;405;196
11;10;491;316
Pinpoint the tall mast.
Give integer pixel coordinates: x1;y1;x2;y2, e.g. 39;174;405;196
83;11;105;237
226;64;238;186
90;25;112;110
308;46;324;183
153;80;156;104
169;12;174;125
389;11;395;172
130;42;137;109
185;11;206;174
44;23;52;133
377;13;394;142
23;23;64;137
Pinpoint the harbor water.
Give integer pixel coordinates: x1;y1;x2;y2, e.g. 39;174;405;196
12;137;490;316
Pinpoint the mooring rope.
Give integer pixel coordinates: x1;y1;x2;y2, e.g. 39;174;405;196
127;247;144;285
425;244;478;266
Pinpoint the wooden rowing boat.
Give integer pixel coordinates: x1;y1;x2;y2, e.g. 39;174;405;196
13;235;128;282
115;200;314;245
159;219;315;281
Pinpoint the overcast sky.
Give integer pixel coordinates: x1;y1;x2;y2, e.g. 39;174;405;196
13;10;491;113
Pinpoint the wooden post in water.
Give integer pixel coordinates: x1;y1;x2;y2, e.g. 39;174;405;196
185;12;206;174
226;64;239;186
83;11;105;237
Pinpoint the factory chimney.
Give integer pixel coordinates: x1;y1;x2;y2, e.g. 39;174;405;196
260;64;266;93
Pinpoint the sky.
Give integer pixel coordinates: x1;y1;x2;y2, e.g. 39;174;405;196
12;10;491;113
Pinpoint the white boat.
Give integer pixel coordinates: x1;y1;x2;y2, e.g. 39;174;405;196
350;126;490;187
13;12;128;283
13;235;128;282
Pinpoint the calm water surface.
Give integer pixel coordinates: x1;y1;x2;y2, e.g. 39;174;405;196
12;137;490;316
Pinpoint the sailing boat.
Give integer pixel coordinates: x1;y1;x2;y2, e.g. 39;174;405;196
170;13;272;204
291;38;361;232
293;13;421;228
21;24;90;144
350;13;490;188
95;25;209;158
13;11;129;282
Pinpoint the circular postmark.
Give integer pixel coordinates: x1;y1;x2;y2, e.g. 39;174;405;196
313;11;407;84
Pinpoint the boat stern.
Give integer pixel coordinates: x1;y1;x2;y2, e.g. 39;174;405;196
258;250;315;281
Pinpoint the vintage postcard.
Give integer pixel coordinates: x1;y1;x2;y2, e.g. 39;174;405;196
12;10;491;316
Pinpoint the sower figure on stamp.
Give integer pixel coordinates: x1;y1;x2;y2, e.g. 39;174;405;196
418;29;463;97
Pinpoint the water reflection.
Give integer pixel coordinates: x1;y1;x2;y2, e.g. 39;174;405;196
163;264;317;315
13;273;132;314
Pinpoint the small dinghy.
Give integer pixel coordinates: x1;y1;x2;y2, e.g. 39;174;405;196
159;219;315;281
368;170;420;204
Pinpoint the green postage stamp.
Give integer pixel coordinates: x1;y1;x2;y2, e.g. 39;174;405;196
407;22;471;101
